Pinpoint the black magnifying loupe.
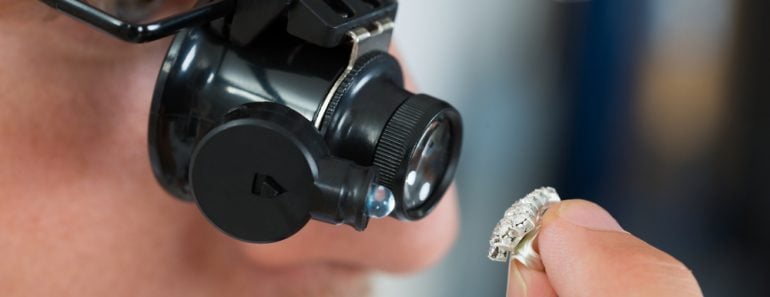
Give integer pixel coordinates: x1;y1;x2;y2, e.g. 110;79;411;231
42;0;463;243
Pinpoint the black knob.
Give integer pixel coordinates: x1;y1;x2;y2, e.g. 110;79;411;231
189;103;388;243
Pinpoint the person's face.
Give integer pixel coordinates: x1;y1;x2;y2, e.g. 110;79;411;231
0;2;459;296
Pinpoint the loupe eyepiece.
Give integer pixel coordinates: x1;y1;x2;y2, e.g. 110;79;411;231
373;94;462;220
320;53;463;221
44;0;464;242
94;0;462;242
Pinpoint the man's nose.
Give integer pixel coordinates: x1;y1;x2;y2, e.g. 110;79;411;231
233;188;459;273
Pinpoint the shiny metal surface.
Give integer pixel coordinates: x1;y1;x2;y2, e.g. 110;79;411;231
510;228;543;271
313;18;395;128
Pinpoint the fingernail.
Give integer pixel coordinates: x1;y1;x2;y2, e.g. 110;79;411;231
556;200;624;232
507;260;528;297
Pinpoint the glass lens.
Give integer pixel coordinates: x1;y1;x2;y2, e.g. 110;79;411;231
402;114;453;210
81;0;197;23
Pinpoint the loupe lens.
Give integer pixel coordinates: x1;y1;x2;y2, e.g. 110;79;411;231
81;0;196;22
315;53;462;221
371;94;462;220
403;115;452;210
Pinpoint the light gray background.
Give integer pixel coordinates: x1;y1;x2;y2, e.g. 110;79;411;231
372;0;736;296
373;1;561;296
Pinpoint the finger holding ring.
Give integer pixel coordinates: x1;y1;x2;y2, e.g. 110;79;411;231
488;187;559;271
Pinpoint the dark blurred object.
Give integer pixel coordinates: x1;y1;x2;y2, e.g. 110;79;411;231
553;0;770;295
716;1;770;293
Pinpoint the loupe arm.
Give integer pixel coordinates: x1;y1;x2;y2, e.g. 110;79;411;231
39;0;235;43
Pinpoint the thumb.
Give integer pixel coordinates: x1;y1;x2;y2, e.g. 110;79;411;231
529;199;702;297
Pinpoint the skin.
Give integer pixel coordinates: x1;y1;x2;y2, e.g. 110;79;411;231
507;200;703;297
0;2;458;296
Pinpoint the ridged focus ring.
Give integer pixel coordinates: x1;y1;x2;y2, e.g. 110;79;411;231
372;95;435;191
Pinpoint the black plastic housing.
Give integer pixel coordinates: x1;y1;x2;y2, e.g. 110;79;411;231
287;0;398;47
191;102;375;242
149;24;348;200
42;0;464;243
41;0;396;47
150;22;462;225
321;53;462;219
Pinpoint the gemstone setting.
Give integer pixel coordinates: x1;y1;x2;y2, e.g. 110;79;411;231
487;187;561;262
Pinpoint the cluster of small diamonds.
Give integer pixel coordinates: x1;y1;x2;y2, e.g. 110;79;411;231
488;187;560;262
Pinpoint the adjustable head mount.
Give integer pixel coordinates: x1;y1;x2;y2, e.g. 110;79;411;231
42;0;463;243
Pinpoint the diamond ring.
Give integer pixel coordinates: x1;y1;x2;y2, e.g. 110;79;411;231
488;187;560;270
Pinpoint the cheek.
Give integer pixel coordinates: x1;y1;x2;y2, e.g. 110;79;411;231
0;58;158;187
368;188;460;273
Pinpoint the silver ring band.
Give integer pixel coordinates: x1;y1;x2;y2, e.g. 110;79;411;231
510;227;544;271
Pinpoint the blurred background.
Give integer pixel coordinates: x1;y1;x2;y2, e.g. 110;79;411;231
374;0;770;296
